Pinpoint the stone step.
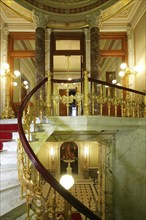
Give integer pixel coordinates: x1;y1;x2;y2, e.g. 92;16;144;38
0;164;19;190
0;183;25;216
0;151;17;165
2;140;18;152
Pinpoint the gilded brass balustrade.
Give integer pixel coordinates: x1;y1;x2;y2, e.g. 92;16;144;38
17;72;146;219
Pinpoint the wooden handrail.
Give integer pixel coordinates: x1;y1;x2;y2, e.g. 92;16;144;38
18;76;101;220
88;77;145;95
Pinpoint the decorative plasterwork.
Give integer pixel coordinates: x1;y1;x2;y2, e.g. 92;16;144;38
1;0;145;30
14;0;114;14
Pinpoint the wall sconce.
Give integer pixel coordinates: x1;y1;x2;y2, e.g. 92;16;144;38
119;63;140;77
50;147;55;172
13;78;29;90
84;146;89;171
22;80;29;89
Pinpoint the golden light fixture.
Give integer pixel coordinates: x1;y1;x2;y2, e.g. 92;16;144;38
119;63;140;77
1;63;21;118
50;147;55;172
22;80;29;89
1;64;15;118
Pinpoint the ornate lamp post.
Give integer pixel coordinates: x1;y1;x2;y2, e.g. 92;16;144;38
1;63;20;119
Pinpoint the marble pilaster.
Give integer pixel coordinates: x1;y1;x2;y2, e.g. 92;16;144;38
115;127;146;220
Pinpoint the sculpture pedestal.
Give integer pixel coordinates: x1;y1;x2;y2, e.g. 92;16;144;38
63;160;75;174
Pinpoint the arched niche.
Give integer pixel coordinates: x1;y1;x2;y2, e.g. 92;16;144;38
60;141;78;175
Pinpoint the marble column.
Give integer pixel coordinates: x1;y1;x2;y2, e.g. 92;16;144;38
32;10;50;85
88;13;102;80
84;28;90;73
46;28;51;73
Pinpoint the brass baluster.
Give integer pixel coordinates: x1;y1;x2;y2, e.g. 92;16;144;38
83;71;89;115
144;93;146;118
107;87;111;116
91;82;95;115
75;83;83;116
46;72;52;116
113;88;118;117
120;90;123;117
132;93;136;118
136;94;140;117
126;92;131;117
99;85;103;115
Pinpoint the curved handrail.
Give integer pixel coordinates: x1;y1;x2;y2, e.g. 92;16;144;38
18;77;101;220
89;77;145;95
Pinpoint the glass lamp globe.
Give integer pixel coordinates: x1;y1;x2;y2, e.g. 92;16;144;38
133;65;140;73
120;63;127;70
119;71;125;77
60;174;74;190
3;63;10;71
13;82;18;86
23;80;28;85
112;79;117;84
14;70;20;77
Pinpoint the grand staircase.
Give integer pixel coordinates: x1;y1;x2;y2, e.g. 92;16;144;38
1;73;145;219
0;119;25;217
0;118;98;219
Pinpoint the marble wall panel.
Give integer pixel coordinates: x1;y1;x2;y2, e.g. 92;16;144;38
114;127;146;220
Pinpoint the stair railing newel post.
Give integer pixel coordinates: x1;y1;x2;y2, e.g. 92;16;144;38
83;71;89;115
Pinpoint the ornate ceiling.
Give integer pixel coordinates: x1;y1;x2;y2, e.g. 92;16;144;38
14;0;117;14
1;0;145;30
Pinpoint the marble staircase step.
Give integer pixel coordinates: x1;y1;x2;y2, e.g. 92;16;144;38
0;150;17;164
0;182;25;216
0;138;25;216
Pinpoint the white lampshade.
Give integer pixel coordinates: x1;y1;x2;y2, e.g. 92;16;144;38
14;70;20;77
23;80;28;85
60;174;74;190
3;63;10;71
133;65;140;73
13;81;18;86
119;71;125;77
120;63;127;70
112;79;117;84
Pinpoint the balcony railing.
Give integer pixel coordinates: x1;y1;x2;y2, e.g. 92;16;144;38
45;71;145;118
17;72;145;220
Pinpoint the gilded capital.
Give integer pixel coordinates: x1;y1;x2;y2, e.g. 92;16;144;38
32;10;50;29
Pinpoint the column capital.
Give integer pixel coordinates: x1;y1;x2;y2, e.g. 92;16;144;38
86;12;103;30
3;25;9;38
32;9;50;30
126;24;133;39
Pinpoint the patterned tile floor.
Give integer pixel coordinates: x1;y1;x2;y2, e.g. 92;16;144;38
1;182;98;220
